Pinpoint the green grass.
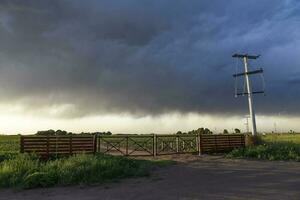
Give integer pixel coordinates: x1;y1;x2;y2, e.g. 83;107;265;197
262;134;300;144
0;135;20;162
0;135;19;153
227;134;300;161
0;153;172;189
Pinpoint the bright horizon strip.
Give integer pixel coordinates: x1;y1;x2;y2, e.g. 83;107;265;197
0;110;299;135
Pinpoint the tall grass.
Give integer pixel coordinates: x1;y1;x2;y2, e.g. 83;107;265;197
0;153;170;189
227;135;300;161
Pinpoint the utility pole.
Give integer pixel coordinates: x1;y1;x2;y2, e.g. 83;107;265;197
233;54;264;136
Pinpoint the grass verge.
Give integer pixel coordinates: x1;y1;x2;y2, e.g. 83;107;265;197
0;153;172;189
227;141;300;161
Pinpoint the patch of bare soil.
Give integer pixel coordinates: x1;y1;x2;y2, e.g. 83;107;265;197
1;155;300;200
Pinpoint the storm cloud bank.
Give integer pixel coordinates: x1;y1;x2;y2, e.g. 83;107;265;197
0;0;300;118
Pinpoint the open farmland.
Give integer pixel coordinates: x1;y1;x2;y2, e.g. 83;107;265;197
263;134;300;144
0;135;19;153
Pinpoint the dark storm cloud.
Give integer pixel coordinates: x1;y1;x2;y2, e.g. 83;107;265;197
0;0;299;117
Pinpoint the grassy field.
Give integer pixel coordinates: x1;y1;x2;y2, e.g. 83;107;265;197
227;134;300;161
0;135;20;153
0;135;20;162
262;134;300;144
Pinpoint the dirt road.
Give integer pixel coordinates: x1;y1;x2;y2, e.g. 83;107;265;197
1;155;300;200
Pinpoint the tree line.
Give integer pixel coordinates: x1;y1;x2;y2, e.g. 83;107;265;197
175;127;242;135
35;128;242;136
35;129;112;136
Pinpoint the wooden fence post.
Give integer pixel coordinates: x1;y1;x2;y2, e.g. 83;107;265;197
214;135;217;152
241;135;244;147
152;134;155;157
46;136;49;159
126;136;129;156
196;134;199;154
93;135;97;154
153;134;157;157
176;135;179;153
20;136;24;153
69;135;72;156
98;135;101;153
199;134;203;155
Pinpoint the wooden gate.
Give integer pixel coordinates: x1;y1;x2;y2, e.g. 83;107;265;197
98;135;154;156
200;134;245;153
155;135;198;155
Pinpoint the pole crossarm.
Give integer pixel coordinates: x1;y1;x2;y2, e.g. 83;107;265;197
236;91;265;96
232;54;260;59
233;68;263;77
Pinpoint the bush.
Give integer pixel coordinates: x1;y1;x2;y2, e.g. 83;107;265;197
0;154;168;189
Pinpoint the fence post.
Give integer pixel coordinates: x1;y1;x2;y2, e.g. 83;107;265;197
199;134;203;155
152;134;155;157
69;135;72;156
176;135;179;153
126;136;129;156
46;135;49;159
153;134;157;157
214;135;217;152
196;134;199;153
241;134;245;147
93;135;97;154
20;136;24;153
98;135;101;153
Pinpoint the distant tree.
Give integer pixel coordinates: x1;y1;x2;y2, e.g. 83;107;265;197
36;129;55;136
197;128;205;134
203;128;213;134
106;131;112;135
56;130;67;135
78;131;112;136
234;128;241;134
186;128;212;135
223;129;229;134
176;131;183;135
36;130;73;136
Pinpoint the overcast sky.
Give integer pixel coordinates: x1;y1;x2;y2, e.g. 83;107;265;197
0;0;299;134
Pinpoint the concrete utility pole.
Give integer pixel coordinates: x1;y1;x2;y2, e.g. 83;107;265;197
243;56;257;135
233;54;264;136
